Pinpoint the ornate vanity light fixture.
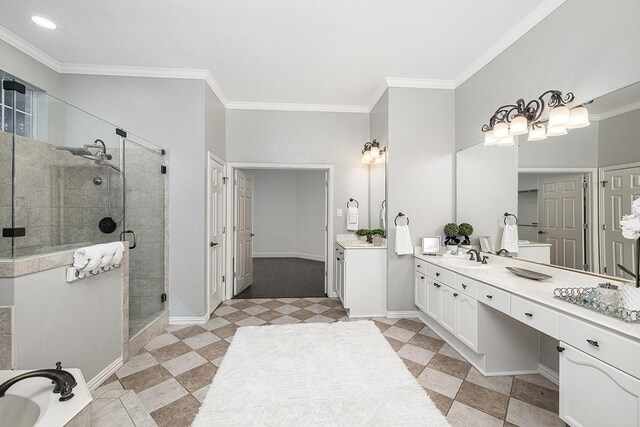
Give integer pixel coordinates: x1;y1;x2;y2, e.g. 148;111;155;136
361;139;387;164
482;90;590;146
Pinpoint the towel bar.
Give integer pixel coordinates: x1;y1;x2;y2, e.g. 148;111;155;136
394;212;409;226
347;198;359;208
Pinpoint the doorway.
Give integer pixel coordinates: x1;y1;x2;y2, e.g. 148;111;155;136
518;169;597;271
207;152;226;315
225;164;334;300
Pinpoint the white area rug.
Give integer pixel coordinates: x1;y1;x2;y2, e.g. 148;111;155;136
192;321;449;426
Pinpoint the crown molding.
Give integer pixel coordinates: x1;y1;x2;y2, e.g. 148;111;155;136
453;0;566;87
0;25;61;72
385;77;455;90
590;101;640;122
226;101;369;114
368;81;389;111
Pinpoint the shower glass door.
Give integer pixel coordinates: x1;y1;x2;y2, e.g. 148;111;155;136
123;134;166;335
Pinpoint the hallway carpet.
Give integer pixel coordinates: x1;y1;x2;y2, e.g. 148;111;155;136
235;257;326;299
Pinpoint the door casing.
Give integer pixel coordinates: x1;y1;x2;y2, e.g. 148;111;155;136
224;163;335;300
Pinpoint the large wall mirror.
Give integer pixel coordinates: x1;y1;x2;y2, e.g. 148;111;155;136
457;81;640;281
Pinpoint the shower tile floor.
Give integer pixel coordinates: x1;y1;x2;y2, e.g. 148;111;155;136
94;297;563;426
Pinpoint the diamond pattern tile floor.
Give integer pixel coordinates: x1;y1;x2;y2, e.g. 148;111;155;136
99;297;563;427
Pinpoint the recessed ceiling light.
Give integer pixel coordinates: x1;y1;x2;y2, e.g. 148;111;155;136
31;16;57;30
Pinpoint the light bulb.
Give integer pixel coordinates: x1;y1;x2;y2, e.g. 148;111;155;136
509;115;528;135
547;125;568;137
567;106;590;129
370;145;380;158
494;122;509;138
549;105;570;127
483;130;498;146
527;123;547;141
374;156;385;164
498;135;514;146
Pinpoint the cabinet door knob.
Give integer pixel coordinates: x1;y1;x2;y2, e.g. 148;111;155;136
556;345;565;353
462;284;467;289
586;339;599;347
453;293;458;297
336;258;340;261
525;312;533;317
420;276;425;280
417;264;421;268
436;272;440;277
486;295;493;299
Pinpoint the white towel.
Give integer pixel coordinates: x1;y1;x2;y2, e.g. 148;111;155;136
395;224;413;255
501;224;519;253
74;242;125;273
347;206;359;231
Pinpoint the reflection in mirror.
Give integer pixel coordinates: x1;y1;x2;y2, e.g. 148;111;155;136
368;157;386;233
457;81;640;280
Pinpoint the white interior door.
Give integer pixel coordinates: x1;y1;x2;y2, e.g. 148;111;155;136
207;155;225;314
602;166;640;278
538;174;586;270
234;170;254;295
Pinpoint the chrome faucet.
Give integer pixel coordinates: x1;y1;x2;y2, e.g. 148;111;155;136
0;362;76;402
466;249;489;264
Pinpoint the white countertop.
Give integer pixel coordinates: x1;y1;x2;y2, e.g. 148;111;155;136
518;242;552;248
336;240;387;249
414;249;640;341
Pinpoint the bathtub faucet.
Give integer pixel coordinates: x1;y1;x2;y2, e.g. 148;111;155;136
0;362;77;402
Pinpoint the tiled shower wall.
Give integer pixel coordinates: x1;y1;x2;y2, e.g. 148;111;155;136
0;131;124;258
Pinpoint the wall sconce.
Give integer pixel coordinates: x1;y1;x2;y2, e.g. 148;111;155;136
361;139;386;164
481;90;590;146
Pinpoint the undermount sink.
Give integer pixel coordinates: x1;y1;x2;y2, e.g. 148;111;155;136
439;258;491;270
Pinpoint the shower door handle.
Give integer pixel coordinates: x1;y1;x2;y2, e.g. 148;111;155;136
120;230;138;249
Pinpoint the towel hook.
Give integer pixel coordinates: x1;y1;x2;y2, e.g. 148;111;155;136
504;212;518;225
382;200;386;208
347;198;359;208
394;212;409;226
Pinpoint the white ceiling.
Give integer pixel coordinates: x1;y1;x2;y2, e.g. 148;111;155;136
0;0;564;109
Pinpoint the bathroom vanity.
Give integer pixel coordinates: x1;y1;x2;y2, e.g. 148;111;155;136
414;251;640;427
335;238;386;317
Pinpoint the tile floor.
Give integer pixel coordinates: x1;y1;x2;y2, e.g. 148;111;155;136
96;297;564;427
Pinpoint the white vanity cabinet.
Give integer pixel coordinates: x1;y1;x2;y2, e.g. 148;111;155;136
335;242;386;317
455;293;478;351
559;343;640;427
414;271;427;312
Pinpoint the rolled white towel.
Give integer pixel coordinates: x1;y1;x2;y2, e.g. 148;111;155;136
74;241;126;273
112;242;125;265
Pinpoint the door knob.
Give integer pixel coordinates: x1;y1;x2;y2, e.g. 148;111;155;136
210;242;218;247
538;230;547;235
250;233;255;237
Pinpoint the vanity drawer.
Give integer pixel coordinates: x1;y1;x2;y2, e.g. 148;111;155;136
454;275;477;299
335;243;345;260
510;295;558;338
414;259;427;275
476;282;510;315
559;314;640;379
426;264;455;286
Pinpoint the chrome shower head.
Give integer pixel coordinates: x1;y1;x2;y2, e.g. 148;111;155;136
56;146;93;156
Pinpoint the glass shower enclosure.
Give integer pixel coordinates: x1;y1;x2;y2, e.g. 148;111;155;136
0;71;166;336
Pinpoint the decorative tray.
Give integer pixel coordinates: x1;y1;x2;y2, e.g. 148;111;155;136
505;267;553;281
554;287;640;323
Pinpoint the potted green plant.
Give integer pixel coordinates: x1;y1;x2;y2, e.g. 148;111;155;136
370;228;385;246
355;228;373;244
443;223;460;246
459;223;474;247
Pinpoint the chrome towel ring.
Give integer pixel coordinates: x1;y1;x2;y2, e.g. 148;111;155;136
347;198;359;208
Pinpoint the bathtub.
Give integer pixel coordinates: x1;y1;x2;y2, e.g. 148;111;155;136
0;368;92;427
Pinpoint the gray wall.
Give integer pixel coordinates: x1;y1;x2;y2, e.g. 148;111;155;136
226;109;370;241
59;75;223;318
250;169;325;259
0;39;60;96
598;108;640;167
518;123;599;169
456;0;640;153
386;87;455;311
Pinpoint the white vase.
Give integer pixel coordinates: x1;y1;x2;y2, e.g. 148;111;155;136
620;282;640;311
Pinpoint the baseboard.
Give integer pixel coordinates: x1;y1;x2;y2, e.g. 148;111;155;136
88;356;123;391
538;362;559;385
386;310;419;319
253;252;325;262
169;315;208;325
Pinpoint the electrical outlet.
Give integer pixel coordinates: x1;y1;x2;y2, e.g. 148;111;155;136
336;208;343;217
